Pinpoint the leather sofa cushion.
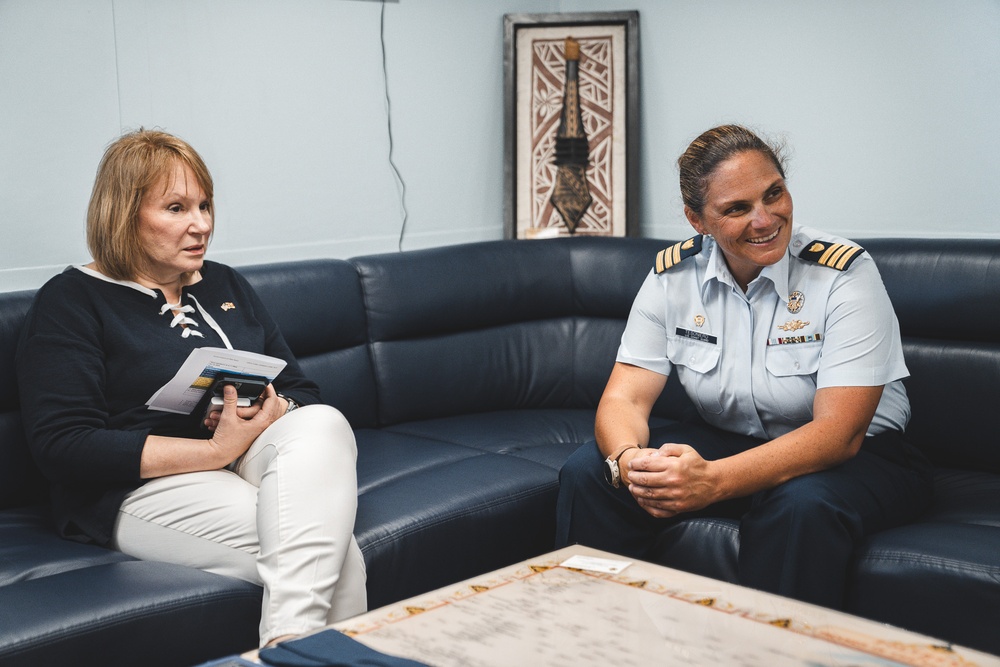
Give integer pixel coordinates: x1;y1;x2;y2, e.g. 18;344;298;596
354;424;564;608
848;519;1000;654
354;240;576;342
353;408;684;608
0;290;34;412
352;238;697;427
0;506;131;586
901;340;1000;472
0;291;43;510
921;468;1000;526
864;239;1000;473
382;409;598;468
865;239;1000;342
0;413;44;510
238;259;377;429
0;560;260;667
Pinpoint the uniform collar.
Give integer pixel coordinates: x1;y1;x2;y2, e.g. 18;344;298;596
700;234;791;301
758;253;790;301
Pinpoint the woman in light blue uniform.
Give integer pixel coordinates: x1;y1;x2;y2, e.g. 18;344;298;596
556;125;932;609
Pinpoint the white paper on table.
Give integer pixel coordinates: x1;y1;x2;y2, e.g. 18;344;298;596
560;554;632;574
145;347;287;415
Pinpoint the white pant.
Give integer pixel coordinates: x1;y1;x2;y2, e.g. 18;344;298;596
111;404;367;646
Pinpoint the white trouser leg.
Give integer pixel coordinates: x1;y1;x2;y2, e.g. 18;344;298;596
234;405;366;642
112;404;367;646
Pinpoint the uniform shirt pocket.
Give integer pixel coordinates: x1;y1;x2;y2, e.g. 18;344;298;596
765;342;821;376
667;335;724;414
764;342;822;421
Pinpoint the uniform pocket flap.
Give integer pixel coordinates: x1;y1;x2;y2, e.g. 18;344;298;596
667;335;721;374
765;342;821;377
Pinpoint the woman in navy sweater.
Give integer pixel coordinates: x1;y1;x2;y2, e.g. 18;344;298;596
16;129;366;647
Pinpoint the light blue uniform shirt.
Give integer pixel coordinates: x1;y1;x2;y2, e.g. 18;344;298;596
618;224;910;440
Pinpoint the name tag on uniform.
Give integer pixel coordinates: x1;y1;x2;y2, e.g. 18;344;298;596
675;327;717;345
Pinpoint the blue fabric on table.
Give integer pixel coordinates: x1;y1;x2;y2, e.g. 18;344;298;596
195;657;260;667
258;629;430;667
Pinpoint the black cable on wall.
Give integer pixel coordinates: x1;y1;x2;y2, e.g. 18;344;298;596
380;0;409;252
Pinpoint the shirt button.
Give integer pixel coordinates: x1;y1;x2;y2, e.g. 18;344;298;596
794;361;800;369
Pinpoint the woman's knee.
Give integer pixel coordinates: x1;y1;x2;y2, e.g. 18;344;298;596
275;404;356;456
287;403;349;428
239;404;357;483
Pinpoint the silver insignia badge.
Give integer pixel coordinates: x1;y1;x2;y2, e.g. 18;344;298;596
787;291;804;314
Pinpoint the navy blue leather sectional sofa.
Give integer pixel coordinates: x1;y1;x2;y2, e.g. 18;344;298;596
2;237;998;666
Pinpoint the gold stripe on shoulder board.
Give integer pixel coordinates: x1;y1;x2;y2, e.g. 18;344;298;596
798;239;866;271
655;235;703;274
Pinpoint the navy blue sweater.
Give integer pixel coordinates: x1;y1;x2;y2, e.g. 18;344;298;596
16;261;322;544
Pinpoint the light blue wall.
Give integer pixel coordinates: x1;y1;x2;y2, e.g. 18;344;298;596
2;0;998;291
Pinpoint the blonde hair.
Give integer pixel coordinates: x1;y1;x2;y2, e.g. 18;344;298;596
86;129;214;280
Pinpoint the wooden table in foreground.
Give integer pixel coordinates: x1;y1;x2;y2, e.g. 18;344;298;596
255;545;1000;667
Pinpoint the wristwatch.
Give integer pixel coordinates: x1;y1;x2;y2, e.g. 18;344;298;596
277;393;299;415
603;446;639;488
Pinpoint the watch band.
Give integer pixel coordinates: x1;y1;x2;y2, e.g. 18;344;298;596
604;445;640;488
610;444;640;463
277;393;299;415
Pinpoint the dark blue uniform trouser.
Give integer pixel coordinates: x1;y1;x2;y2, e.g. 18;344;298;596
555;421;933;610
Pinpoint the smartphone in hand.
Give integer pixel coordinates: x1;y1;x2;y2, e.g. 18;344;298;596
209;373;268;408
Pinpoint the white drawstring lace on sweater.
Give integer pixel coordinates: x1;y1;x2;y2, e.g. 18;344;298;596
158;295;233;348
159;302;204;338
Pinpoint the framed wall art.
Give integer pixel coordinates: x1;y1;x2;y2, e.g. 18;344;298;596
503;11;639;239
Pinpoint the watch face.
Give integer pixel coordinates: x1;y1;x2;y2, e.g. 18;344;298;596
603;459;618;487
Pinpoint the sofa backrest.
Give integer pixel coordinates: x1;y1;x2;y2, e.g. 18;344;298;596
351;236;1000;473
3;237;996;512
350;237;696;427
864;239;1000;473
0;289;47;510
237;258;378;429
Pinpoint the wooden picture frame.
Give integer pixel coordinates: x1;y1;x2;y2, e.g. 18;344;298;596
503;11;639;239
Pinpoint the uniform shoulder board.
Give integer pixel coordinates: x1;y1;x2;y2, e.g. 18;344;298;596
797;240;866;271
654;235;703;274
